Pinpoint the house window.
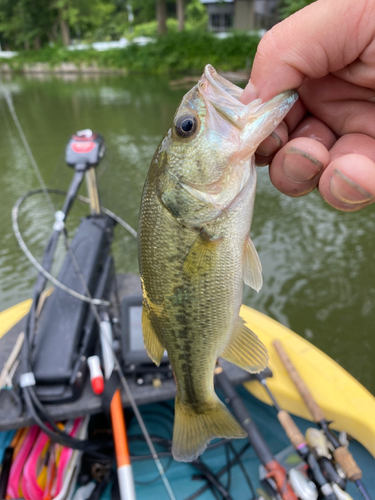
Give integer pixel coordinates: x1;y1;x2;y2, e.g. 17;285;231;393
211;14;221;29
224;14;233;28
209;13;233;31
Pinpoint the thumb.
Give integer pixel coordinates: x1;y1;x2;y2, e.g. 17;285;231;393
241;0;375;103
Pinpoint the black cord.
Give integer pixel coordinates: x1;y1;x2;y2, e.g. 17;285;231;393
228;442;256;500
224;443;231;492
185;443;250;500
191;458;233;500
22;307;109;457
22;386;110;459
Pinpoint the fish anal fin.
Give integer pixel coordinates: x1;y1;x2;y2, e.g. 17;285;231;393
243;235;263;292
220;316;268;373
172;396;246;462
182;231;222;276
142;305;165;366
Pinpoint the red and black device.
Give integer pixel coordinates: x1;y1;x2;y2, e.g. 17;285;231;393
65;129;105;170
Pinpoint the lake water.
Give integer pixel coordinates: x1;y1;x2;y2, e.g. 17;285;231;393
1;73;374;395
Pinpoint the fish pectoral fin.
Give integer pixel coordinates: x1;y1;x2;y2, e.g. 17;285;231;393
243;235;263;292
220;316;268;372
142;305;165;366
181;230;222;276
172;396;246;462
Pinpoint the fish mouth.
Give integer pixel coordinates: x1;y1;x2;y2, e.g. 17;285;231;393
199;64;297;130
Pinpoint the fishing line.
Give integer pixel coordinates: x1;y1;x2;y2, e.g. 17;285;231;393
3;80;174;497
46;210;176;499
0;76;55;214
14;187;174;497
12;189;138;305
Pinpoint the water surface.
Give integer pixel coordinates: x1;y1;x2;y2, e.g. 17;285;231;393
0;73;374;394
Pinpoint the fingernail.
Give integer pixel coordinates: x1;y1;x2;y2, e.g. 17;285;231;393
240;80;259;104
330;169;374;205
282;147;323;183
257;132;282;157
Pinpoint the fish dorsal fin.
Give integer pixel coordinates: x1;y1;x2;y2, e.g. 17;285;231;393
243;235;263;292
220;316;268;372
142;305;165;366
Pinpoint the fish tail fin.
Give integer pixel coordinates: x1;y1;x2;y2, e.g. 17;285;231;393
172;395;246;462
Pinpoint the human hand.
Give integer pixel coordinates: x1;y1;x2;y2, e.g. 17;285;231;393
241;0;375;211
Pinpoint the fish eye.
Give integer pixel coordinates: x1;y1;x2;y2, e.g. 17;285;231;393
174;114;198;139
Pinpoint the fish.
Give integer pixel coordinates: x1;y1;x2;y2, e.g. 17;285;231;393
138;64;298;462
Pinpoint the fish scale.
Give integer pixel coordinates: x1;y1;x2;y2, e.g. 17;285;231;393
138;64;298;461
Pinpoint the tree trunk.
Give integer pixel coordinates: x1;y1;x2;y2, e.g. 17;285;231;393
176;0;184;31
156;0;167;35
59;14;71;46
24;40;30;50
33;36;41;50
48;18;59;42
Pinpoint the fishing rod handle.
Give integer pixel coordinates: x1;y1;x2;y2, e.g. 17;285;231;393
273;341;364;484
277;410;305;449
273;340;325;422
333;447;362;481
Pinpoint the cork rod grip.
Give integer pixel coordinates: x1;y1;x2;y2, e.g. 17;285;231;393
277;410;305;449
273;339;325;423
333;446;362;481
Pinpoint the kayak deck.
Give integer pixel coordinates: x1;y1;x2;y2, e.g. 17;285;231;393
1;280;375;499
0;390;374;500
241;305;375;458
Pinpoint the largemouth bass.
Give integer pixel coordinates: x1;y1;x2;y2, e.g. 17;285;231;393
138;64;297;462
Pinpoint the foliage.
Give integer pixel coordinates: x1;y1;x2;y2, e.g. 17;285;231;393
186;0;208;25
0;0;209;49
132;18;179;38
279;0;316;19
0;0;54;49
7;31;260;74
0;0;116;49
52;0;115;29
185;0;207;29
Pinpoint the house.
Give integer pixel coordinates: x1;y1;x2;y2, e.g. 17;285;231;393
200;0;279;32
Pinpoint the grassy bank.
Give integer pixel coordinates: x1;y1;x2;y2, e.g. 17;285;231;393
1;31;260;75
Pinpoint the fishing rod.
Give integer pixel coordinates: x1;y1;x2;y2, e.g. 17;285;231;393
305;428;347;492
1;74;177;499
255;372;338;500
100;313;136;500
273;340;372;500
215;364;298;500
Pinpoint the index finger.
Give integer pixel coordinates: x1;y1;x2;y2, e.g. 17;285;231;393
241;0;375;103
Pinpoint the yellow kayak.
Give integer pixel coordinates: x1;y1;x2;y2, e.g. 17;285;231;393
241;304;375;458
2;299;375;459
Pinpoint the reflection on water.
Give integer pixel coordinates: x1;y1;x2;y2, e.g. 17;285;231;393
0;73;374;394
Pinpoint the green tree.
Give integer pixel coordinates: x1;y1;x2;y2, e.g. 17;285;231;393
0;0;54;50
51;0;115;45
0;0;115;49
185;0;207;31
